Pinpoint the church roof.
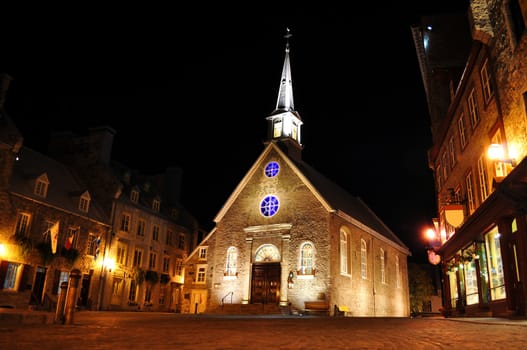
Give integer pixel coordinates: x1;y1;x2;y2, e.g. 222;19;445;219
292;157;409;250
9;147;109;224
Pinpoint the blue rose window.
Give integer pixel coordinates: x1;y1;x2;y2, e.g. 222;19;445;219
264;161;280;177
260;195;279;217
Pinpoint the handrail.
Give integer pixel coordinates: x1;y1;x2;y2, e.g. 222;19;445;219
221;291;234;309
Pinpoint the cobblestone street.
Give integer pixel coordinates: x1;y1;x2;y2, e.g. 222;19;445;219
1;311;527;349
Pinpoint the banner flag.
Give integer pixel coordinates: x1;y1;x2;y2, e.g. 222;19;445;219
93;236;101;260
50;222;59;254
65;230;76;250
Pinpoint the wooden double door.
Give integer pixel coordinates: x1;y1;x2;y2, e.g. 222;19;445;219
250;263;280;304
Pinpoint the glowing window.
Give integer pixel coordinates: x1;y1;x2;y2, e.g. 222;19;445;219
225;246;238;276
299;242;314;275
260;195;279;217
264;161;280;177
361;239;367;279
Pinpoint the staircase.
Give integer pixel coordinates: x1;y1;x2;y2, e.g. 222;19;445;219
208;303;287;315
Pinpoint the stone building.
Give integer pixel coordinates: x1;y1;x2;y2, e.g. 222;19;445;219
0;74;111;310
412;1;527;317
0;74;203;312
182;33;411;316
47;127;204;312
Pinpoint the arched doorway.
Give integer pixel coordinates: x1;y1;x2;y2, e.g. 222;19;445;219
251;244;281;304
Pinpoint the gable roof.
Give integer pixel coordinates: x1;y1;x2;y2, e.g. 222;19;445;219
9;147;108;224
213;142;409;253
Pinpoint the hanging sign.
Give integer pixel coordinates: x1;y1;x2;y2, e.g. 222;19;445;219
445;204;464;227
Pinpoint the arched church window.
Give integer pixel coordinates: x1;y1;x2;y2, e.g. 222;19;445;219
340;229;349;275
225;246;238;277
298;242;315;275
361;239;367;279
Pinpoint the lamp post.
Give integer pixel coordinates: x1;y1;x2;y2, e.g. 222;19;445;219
423;224;445;315
98;256;115;311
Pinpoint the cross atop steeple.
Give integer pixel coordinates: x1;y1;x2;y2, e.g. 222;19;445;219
276;28;295;112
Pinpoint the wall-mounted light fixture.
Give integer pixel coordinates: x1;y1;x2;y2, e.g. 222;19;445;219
0;243;7;257
487;143;516;167
287;271;294;288
102;257;115;272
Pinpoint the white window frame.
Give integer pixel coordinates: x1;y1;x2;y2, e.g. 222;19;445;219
149;251;157;269
196;264;207;284
465;171;476;214
152;199;161;212
458;114;467;149
120;213;131;232
480;58;494;103
225;246;238;278
360;239;367;279
15;212;31;236
136;219;146;237
152;225;159;241
380;248;386;284
477;155;490;201
163;256;170;273
34;174;49;198
340;230;349;275
199;247;208;260
133;248;143;268
468;89;479;129
130;189;139;203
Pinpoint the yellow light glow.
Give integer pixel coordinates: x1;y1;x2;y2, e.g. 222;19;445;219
425;228;436;241
102;257;116;271
0;243;6;257
487;143;505;160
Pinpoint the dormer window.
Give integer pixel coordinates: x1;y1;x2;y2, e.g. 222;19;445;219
79;191;91;213
152;198;160;212
130;189;139;203
34;173;49;198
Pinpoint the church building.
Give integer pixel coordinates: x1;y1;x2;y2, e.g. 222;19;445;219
182;32;411;317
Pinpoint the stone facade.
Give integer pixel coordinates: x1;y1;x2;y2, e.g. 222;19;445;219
1;83;202;313
182;143;411;317
413;1;527;317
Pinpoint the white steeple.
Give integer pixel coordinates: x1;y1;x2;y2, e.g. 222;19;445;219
276;28;294;112
266;28;303;161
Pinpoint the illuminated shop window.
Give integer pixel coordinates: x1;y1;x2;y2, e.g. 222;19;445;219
485;227;506;300
465;259;479;305
260;195;279;217
264;161;280;177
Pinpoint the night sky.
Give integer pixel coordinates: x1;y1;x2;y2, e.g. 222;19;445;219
2;2;469;262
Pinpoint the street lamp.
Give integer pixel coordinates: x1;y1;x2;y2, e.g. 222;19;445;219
424;225;441;265
487;143;516;166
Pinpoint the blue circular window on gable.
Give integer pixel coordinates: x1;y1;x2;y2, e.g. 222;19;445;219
260;195;279;217
264;161;280;177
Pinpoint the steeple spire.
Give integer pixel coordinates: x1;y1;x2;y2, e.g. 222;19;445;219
266;29;303;161
276;28;295;112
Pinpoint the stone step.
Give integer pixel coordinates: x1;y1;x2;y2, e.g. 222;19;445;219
209;303;285;315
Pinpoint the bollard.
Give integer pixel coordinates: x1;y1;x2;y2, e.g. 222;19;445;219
63;269;82;325
55;281;68;323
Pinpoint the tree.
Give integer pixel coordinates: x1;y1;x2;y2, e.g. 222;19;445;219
408;262;437;316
